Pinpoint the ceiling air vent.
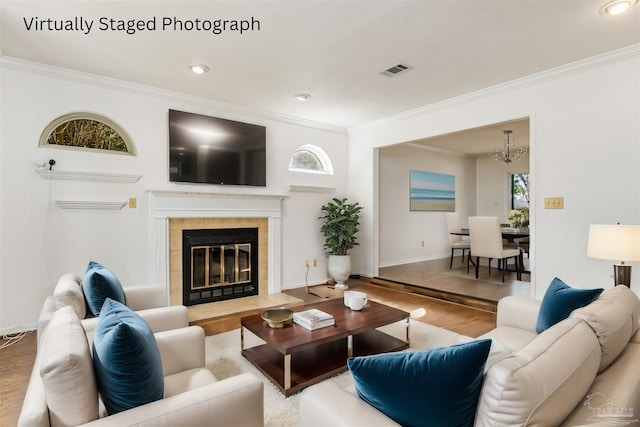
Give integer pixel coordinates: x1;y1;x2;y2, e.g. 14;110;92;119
380;63;410;77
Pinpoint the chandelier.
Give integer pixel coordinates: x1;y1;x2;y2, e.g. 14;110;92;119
489;130;528;164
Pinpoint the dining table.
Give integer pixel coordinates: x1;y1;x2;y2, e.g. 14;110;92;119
451;227;529;244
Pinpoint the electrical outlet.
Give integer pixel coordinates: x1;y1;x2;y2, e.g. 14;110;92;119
305;259;309;268
128;198;137;209
313;259;317;267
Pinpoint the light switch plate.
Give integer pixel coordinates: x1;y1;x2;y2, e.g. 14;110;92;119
544;197;564;209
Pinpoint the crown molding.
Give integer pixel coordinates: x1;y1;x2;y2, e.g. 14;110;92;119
354;43;640;132
0;56;347;135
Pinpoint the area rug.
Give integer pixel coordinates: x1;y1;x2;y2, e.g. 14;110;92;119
204;320;466;427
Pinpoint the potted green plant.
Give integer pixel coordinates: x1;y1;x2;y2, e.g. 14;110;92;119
319;197;363;289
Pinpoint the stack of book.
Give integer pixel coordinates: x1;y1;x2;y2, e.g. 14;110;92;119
293;308;335;330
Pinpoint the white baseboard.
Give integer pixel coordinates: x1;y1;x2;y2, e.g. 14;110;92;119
378;254;449;269
0;323;37;336
281;277;330;291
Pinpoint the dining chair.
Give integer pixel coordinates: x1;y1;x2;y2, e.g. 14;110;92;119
468;216;520;282
444;213;470;270
514;236;530;257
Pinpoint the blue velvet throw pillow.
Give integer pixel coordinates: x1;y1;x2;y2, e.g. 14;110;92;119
535;277;603;333
82;261;126;316
348;339;492;427
92;298;164;415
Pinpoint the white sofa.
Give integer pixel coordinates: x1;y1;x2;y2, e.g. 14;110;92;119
300;285;640;427
19;305;265;427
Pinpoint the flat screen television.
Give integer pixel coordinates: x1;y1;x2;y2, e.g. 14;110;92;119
168;109;266;186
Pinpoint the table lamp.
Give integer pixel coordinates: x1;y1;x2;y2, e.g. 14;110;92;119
587;224;640;287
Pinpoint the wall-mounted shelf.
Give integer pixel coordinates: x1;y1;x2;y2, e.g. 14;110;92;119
37;170;142;183
55;201;127;210
288;185;336;193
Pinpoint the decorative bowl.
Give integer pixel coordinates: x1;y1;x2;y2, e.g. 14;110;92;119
261;308;293;328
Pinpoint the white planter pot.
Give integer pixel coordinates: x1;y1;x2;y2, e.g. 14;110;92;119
328;255;351;289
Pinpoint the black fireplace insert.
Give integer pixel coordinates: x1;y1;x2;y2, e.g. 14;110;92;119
182;228;259;306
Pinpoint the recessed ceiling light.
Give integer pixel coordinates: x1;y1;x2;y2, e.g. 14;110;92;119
599;0;638;15
294;93;311;101
189;64;209;74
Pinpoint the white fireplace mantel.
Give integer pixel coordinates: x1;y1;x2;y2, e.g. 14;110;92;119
148;190;286;300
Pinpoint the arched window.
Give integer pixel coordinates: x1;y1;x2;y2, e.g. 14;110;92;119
39;112;135;155
288;145;333;175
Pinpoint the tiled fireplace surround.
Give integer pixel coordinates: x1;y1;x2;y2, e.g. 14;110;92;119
169;217;268;305
149;191;287;315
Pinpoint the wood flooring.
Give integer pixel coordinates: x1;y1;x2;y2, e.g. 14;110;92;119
0;331;37;427
377;256;532;311
0;257;504;426
285;281;496;338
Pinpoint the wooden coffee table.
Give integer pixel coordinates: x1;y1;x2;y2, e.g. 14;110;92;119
240;298;409;396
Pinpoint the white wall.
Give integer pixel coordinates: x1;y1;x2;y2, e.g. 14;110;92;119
378;144;476;267
476;154;529;220
349;45;640;299
0;58;348;332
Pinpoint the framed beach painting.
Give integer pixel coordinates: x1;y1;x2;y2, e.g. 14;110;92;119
410;170;455;212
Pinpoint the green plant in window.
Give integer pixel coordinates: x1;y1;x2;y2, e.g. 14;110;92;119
289;150;323;171
47;119;128;152
512;173;529;205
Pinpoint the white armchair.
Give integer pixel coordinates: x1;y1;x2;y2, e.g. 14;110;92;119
19;307;264;427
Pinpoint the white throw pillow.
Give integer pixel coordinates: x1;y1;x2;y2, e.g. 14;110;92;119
53;276;86;319
40;306;98;427
57;272;82;284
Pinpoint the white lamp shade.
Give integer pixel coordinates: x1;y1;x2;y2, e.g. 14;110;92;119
588;224;640;262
